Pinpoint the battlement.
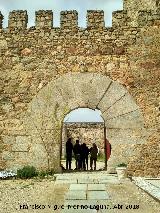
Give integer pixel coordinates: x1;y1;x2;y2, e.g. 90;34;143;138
8;10;28;29
35;10;53;29
87;10;105;29
112;10;130;27
0;9;106;30
0;8;160;31
0;11;3;29
60;10;78;29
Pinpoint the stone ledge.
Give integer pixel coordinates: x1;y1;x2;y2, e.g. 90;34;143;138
132;177;160;201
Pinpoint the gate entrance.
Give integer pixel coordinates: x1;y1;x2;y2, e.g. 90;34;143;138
61;108;106;172
19;72;146;173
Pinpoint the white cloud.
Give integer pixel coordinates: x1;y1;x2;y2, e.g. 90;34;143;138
0;0;123;27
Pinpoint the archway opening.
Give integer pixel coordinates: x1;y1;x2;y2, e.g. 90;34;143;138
61;108;108;172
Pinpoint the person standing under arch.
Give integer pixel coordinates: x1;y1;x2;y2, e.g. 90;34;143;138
66;138;73;170
90;143;98;170
73;140;81;170
81;143;89;170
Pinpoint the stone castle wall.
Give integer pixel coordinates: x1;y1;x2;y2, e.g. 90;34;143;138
0;1;159;176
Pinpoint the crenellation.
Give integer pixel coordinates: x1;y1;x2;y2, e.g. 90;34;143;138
87;10;105;29
0;12;3;29
0;9;159;32
112;10;130;28
60;10;78;29
8;10;28;29
35;10;53;29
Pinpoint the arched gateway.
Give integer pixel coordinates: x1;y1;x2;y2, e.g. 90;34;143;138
18;72;147;173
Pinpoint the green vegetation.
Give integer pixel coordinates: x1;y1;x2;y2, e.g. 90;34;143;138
17;166;38;179
17;166;55;179
97;151;105;161
117;163;127;167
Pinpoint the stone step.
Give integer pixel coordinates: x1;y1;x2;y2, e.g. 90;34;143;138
65;190;87;200
69;184;87;191
88;184;106;191
87;191;109;200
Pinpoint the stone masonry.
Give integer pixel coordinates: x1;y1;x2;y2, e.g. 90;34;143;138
0;0;159;176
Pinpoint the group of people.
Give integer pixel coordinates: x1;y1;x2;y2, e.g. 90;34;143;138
65;138;99;171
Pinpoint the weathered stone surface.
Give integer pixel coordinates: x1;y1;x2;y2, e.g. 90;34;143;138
2;151;14;160
107;128;147;145
2;136;15;145
12;136;31;152
103;93;139;119
0;5;159;177
105;110;144;129
98;81;127;111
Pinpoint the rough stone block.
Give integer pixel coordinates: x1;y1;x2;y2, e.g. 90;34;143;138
71;73;111;109
107;128;147;145
2;151;14;160
105;110;144;129
12;136;31;152
103;93;139;119
98;81;127;112
2;136;15;144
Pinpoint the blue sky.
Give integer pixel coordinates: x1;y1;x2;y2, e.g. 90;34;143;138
0;0;123;27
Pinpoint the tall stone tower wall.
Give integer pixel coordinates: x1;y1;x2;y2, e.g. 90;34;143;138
0;1;159;176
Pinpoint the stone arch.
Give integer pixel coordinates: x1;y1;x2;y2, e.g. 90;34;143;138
22;72;147;172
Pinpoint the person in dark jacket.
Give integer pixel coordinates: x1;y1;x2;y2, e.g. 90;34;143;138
81;143;89;170
73;140;81;170
90;143;98;170
66;138;73;170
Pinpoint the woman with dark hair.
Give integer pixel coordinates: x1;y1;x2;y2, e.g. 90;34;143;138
90;143;98;170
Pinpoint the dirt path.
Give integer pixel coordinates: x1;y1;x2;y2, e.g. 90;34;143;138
0;178;68;213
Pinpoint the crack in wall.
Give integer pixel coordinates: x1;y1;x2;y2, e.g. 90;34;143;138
101;91;128;114
96;80;113;109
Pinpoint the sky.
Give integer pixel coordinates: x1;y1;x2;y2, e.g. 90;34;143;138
0;0;122;122
0;0;123;27
64;108;104;123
